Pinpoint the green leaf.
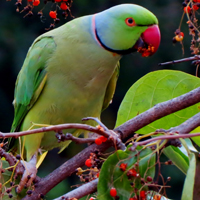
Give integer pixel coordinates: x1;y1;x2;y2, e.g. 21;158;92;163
1;159;26;200
180;138;198;155
115;70;200;133
189;126;200;146
97;146;155;199
163;146;189;174
181;153;196;200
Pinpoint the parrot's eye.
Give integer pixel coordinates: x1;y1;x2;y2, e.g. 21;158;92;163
125;17;136;27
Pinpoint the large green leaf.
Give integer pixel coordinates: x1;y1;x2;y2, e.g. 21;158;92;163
116;70;200;133
97;146;155;200
181;152;200;199
115;70;200;174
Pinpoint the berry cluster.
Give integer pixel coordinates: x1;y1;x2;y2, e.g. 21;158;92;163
105;158;170;200
173;0;200;55
84;151;103;169
94;135;107;145
107;186;149;200
76;151;102;184
183;0;200;13
13;0;73;29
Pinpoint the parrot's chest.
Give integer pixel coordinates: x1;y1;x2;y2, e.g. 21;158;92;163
23;61;118;150
41;47;119;123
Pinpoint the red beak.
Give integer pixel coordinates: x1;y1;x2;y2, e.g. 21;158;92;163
134;25;161;57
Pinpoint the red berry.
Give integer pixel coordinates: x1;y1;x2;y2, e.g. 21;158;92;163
179;32;184;37
146;176;153;182
140;190;146;198
129;198;137;200
119;163;127;171
55;0;61;2
60;2;68;10
89;197;95;200
184;6;191;13
99;136;107;142
110;187;117;197
85;159;92;168
27;0;32;2
63;0;68;1
193;5;199;10
127;169;137;177
49;11;57;19
96;172;100;178
33;0;40;6
95;138;102;145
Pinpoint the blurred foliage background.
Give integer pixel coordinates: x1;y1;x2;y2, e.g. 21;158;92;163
0;0;196;199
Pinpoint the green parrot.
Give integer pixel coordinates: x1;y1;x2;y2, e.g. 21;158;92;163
9;3;160;193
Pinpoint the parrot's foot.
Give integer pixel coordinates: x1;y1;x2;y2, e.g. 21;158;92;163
82;117;125;150
15;154;37;193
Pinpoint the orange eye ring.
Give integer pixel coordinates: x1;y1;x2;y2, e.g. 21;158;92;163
125;17;136;27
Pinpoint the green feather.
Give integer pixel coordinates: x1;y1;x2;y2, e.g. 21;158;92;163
11;37;56;132
102;62;120;111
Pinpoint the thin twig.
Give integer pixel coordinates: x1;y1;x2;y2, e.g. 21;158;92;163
158;55;200;66
64;133;96;144
132;132;200;147
82;117;109;131
0;123;110;139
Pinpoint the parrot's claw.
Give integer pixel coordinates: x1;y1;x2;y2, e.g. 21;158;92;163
16;154;37;193
82;117;109;131
109;130;126;151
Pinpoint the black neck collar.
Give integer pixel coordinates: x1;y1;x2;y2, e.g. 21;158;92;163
94;28;138;55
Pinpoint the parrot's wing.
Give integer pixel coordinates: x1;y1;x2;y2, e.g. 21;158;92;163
11;37;56;133
102;62;120;111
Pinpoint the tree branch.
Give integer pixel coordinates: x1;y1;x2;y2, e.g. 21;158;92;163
53;179;98;200
168;110;200;134
132;111;200;147
22;142;112;200
18;86;200;199
0;147;16;167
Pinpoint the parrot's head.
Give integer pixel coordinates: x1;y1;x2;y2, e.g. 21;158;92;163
93;4;160;57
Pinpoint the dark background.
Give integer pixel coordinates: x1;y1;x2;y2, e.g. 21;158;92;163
0;0;195;199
